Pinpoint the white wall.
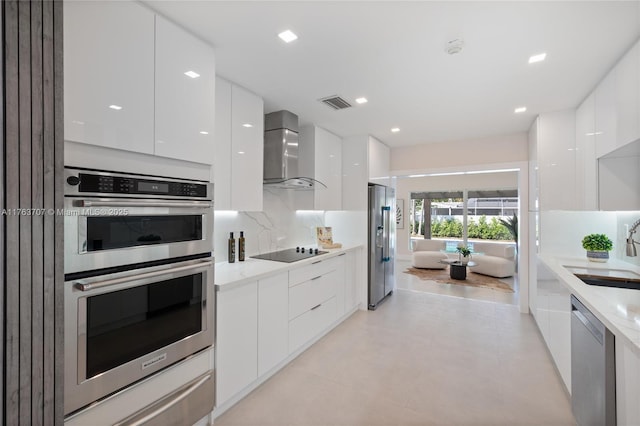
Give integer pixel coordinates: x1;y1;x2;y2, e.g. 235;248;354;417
391;132;528;173
395;171;518;257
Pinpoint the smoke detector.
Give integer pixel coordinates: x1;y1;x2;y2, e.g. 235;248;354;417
445;38;464;55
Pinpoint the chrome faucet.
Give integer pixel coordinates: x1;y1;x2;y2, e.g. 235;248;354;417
627;219;640;257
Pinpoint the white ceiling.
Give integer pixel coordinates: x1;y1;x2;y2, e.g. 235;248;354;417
145;1;640;148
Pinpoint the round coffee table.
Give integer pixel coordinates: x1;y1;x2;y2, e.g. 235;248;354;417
439;259;477;280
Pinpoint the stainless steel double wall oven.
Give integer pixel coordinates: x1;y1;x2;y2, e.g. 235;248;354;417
63;167;215;417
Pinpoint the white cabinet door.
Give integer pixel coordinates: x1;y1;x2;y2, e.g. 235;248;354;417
213;78;232;209
595;72;617;158
230;85;264;211
368;136;391;186
334;255;346;317
213;78;264;211
64;1;154;154
258;272;289;377
216;282;258;406
155;16;215;164
342;136;369;211
616;339;640;425
343;251;358;312
615;40;639;150
537;110;576;210
289;297;337;354
315;127;343;210
575;93;598;210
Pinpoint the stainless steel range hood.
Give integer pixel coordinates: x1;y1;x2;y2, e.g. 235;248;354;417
263;110;325;190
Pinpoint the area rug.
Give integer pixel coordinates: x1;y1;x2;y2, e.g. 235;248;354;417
403;267;514;293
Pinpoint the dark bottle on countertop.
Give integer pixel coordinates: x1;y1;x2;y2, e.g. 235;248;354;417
239;231;246;261
228;232;236;263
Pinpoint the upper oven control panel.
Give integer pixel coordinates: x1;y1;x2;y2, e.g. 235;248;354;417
64;167;212;199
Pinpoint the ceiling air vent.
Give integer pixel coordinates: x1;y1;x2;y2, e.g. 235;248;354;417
319;95;352;110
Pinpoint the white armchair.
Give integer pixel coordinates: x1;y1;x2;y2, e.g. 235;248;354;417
411;239;448;269
470;242;516;278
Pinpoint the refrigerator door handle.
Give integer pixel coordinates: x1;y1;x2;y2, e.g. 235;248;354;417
382;206;391;262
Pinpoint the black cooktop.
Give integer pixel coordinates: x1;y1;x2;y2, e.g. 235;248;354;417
251;247;328;263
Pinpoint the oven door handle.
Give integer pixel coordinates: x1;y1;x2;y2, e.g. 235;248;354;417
73;260;213;292
77;199;213;209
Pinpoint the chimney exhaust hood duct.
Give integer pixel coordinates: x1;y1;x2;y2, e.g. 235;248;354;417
263;110;326;190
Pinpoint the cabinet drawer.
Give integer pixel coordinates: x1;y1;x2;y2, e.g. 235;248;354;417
289;256;342;287
289;297;337;354
289;269;338;320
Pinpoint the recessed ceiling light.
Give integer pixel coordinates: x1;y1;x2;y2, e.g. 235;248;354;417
355;97;368;104
109;105;122;110
391;128;400;133
242;123;253;128
199;131;209;135
514;107;527;113
184;70;200;79
528;53;547;64
237;151;245;155
278;30;298;43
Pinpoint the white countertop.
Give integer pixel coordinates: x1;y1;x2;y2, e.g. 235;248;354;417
539;254;640;356
215;244;363;291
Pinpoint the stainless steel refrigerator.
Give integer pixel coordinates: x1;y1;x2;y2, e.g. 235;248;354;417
368;184;395;309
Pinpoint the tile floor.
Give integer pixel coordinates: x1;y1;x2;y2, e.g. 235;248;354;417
215;263;574;426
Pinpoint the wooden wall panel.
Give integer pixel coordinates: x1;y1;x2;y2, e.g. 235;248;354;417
2;0;64;424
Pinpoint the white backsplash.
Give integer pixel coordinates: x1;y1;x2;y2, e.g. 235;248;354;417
213;189;325;261
540;210;640;267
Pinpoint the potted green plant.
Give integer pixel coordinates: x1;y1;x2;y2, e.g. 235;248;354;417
456;246;472;265
581;234;613;262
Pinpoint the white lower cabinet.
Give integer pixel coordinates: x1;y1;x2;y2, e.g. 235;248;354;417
289;297;337;354
535;258;571;393
215;251;356;417
343;251;358;312
216;281;258;406
616;340;640;425
258;272;289;377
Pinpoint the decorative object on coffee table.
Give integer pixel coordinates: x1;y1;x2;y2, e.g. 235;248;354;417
456;245;472;265
581;233;613;263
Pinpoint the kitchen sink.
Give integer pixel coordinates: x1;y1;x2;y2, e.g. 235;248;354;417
564;266;640;290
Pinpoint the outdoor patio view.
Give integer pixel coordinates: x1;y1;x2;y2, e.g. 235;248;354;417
409;191;518;246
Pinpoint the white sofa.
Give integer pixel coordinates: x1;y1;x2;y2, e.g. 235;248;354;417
470;242;516;278
411;239;448;269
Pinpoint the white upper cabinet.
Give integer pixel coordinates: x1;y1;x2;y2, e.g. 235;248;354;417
595;71;617;158
299;125;343;211
615;40;639;149
213;77;264;211
155;16;215;164
368;136;391;186
341;136;369;211
575;93;598;210
536;110;577;211
231;85;264;211
64;1;216;165
64;1;155;154
214;79;233;208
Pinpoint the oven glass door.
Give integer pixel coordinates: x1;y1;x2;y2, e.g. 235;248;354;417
84;214;202;252
65;257;214;415
84;273;203;378
64;198;213;274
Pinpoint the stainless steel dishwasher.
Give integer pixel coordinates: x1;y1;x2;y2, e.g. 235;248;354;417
571;295;616;426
